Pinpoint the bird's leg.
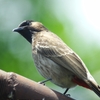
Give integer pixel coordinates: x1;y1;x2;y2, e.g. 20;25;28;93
38;78;52;85
63;88;69;95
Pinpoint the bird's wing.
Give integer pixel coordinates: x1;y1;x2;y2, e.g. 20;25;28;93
36;32;88;80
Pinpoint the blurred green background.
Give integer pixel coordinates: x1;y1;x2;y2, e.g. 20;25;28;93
0;0;100;100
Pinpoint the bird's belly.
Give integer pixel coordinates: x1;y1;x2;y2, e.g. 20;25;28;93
33;53;76;88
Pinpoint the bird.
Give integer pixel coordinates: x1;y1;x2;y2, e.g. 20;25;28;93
13;20;100;97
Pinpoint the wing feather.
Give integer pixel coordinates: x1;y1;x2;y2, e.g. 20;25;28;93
35;32;88;80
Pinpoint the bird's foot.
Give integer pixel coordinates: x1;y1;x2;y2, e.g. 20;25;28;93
63;88;69;95
38;81;45;85
38;78;52;85
63;88;71;97
65;94;70;97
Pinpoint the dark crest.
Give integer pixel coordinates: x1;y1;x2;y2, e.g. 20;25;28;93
19;20;34;27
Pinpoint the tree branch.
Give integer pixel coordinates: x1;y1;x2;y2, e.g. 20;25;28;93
0;69;75;100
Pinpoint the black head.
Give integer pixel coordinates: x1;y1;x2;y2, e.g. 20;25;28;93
13;20;47;43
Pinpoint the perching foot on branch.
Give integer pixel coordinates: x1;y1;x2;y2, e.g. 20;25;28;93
38;78;52;85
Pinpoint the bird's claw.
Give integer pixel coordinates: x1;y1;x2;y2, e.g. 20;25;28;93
38;81;45;85
65;94;70;97
38;78;52;85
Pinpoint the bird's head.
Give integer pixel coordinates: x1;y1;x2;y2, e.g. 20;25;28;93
13;20;47;43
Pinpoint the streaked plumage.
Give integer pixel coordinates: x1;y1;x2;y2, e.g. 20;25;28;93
13;20;100;97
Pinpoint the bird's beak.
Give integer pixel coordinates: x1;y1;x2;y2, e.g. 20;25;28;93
12;27;24;32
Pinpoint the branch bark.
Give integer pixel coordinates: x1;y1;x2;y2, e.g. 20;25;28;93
0;69;75;100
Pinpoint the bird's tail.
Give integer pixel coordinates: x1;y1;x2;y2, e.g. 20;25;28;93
72;76;100;97
88;80;100;97
72;75;100;97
